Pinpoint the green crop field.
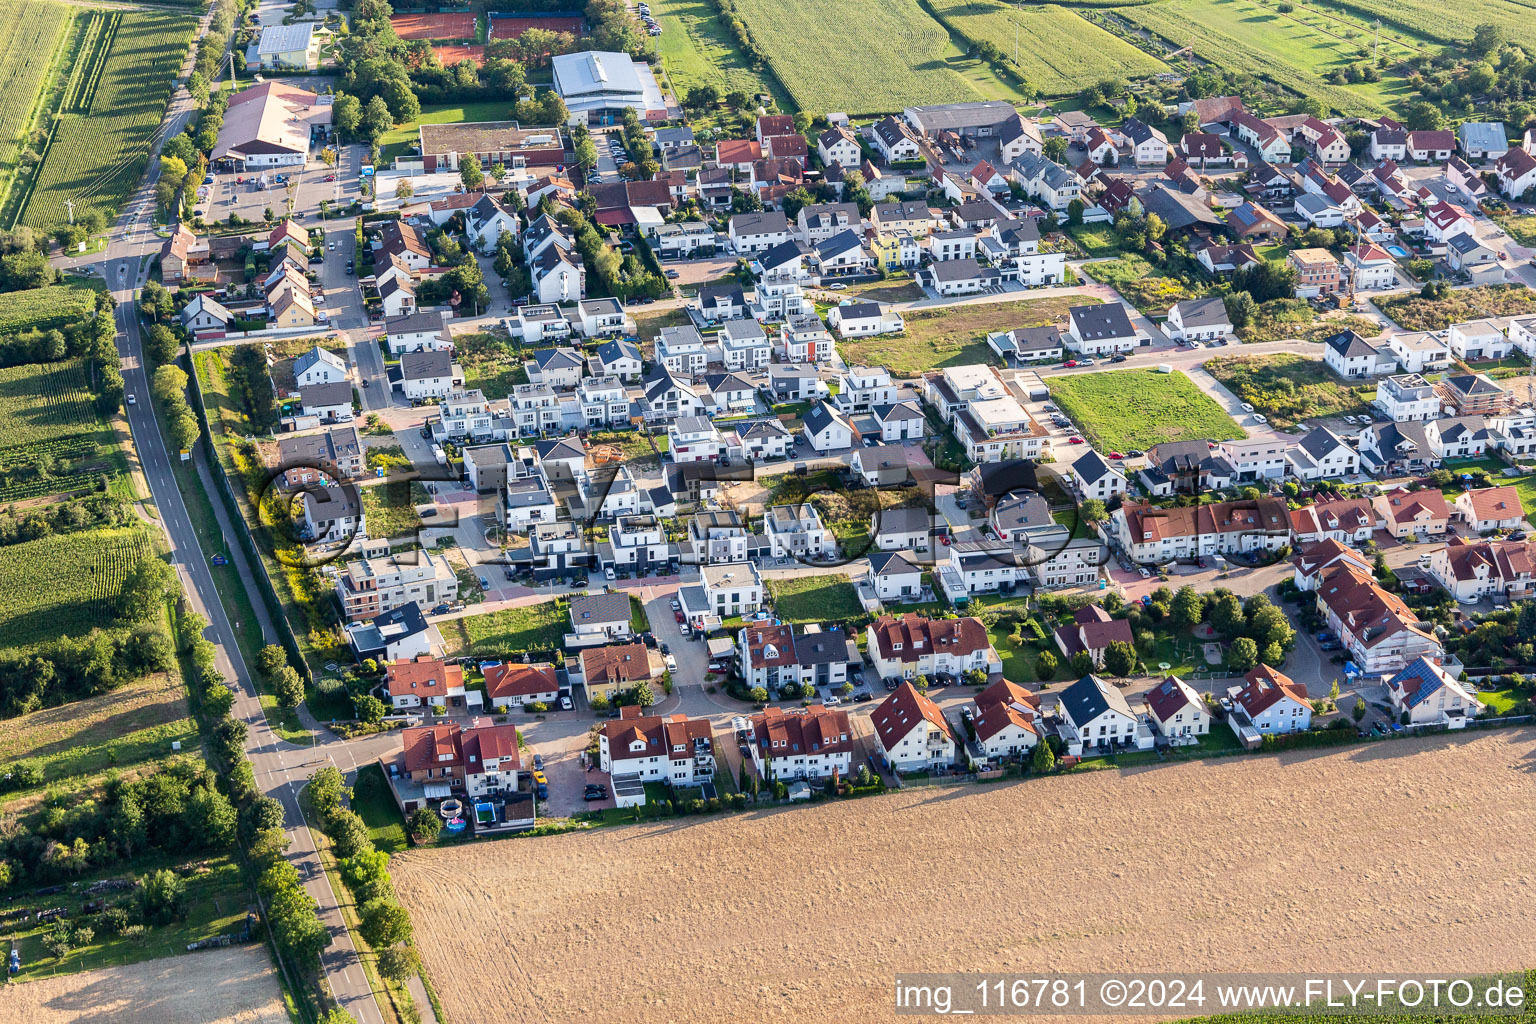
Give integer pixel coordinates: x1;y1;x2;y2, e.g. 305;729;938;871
732;0;1028;115
930;0;1167;96
0;526;155;651
1121;0;1416;115
1048;368;1247;451
1328;0;1536;47
18;10;195;231
0;281;98;332
0;0;70;193
0;357;105;448
649;0;782;109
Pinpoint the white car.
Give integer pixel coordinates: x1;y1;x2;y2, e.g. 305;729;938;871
604;567;616;581
559;696;573;710
1252;414;1268;424
664;654;677;671
1241;403;1254;412
126;394;136;406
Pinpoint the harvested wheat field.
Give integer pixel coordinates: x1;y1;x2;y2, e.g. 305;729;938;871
395;732;1536;1024
0;946;286;1024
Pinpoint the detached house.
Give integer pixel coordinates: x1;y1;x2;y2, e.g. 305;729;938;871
483;662;559;711
970;680;1040;761
1164;297;1233;342
1052;604;1133;669
865;612;998;683
386;657;466;710
1374;487;1451;540
1143;674;1210;744
1385;658;1484;727
1064;302;1142;355
600;708;716;800
872;682;955;773
1056;674;1152;755
1455;485;1526;533
1429;536;1536;603
1231;664;1312;736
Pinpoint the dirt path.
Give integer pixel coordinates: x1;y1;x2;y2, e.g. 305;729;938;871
395;730;1536;1024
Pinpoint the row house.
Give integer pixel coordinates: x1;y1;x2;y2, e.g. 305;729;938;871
577;375;631;428
1110;497;1290;564
748;705;853;780
1289;497;1376;546
737;622;851;693
865;612;999;683
1314;561;1443;674
600;707;715;800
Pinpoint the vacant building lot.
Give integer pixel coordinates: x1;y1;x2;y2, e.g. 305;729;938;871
0;946;286;1023
841;295;1091;377
1049;368;1245;452
395;731;1536;1024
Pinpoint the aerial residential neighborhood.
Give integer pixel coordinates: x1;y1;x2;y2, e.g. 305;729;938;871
2;0;1535;1020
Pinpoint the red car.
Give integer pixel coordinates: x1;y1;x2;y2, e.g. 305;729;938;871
673;610;685;623
1108;451;1125;459
1067;436;1085;445
1062;360;1078;368
940;534;952;546
325;174;337;182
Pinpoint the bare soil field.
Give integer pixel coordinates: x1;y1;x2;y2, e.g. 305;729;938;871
0;946;287;1024
395;731;1536;1024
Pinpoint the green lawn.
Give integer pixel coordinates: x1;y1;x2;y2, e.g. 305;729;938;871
1375;285;1536;332
1048;369;1246;452
352;762;409;854
766;574;863;625
629;594;651;633
1067;224;1128;259
842;295;1092;376
379;100;520;164
648;0;785;114
451;600;569;655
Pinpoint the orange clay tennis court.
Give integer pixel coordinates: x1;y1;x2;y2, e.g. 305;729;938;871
389;12;477;40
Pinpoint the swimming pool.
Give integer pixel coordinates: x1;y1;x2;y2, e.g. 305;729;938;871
1386;245;1409;258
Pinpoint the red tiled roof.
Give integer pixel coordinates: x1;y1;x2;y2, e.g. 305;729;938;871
1461;485;1524;523
462;719;521;774
871;681;950;750
580;643;653;688
605;712;713;765
402;724;462;774
483;662;558;700
1238;665;1309;716
386;656;463;699
750;705;852;759
868;612;990;664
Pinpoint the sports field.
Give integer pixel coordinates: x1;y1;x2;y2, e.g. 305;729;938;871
487;12;585;39
17;10;195;231
930;0;1167;96
732;0;1028;114
389;11;476;40
1048;368;1246;451
432;43;485;65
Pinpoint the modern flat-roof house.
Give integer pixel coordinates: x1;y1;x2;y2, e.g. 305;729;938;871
254;22;319;70
416;120;567;174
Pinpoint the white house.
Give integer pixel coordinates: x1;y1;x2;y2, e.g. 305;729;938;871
747;705;853;780
1448;319;1510;362
1070;448;1127;501
1143;674;1210;744
577;297;628;338
1343;243;1398;292
802;401;855;452
1374;373;1442;421
656;325;708;376
1232;664;1312;735
293;346;347;388
482;662;559;711
763;504;833;560
729;211;793;254
1163;297;1233;342
386;657;466;711
865;612;998;682
396;350;462;401
600;709;716;796
970;679;1040;761
1385;658;1484;727
866;550;922;603
871;682;955;773
718;319;772;371
827;300;904;338
385;310;451;354
1056;674;1153;756
666;416;725;464
1323;330;1388;379
1455;485;1526;533
1064;303;1142;355
525;346;585;389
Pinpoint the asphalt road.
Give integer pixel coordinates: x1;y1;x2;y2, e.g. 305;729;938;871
87;43;391;1024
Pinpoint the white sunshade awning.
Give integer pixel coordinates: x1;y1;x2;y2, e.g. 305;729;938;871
423;783;453;799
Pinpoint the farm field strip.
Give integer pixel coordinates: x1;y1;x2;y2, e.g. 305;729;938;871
59;9;117;115
0;281;97;332
1329;0;1536;46
648;0;780;106
19;10;195;231
0;357;106;449
0;0;69;184
1120;0;1405;115
731;0;1013;115
0;526;154;651
929;0;1167;96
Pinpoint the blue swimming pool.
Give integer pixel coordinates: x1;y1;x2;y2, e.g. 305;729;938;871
1386;245;1409;258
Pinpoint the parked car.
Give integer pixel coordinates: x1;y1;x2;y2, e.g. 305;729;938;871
1241;403;1255;412
559;696;573;710
532;754;544;770
583;788;607;801
1061;360;1078;368
1067;436;1085;444
1110;354;1126;363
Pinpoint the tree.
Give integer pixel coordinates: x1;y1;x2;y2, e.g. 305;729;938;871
1031;738;1056;773
1102;639;1137;677
394;179;414;201
267;884;329;968
144;323;179;364
1471;23;1504;56
329;810;371;860
1043;136;1068;162
309;764;347;818
1171;586;1205;631
1069;650;1094;677
354;693;387;723
1401;100;1444;132
1066;198;1084;228
340;849;392;901
748;686;768;703
632;681;656;707
273;665;305;708
1352;697;1367;722
1209;592;1244;639
408;806;442;845
186;783;237;848
912;674;930;694
318;1010;358;1024
361;95;394;142
1225;290;1257;330
358;898;413;950
119;558;176;621
257;644;288;680
1227;636;1259;674
138;869;188;926
1079;499;1107;524
377;945;420;983
333;93;362;139
460;153;484;192
1036;649;1058;679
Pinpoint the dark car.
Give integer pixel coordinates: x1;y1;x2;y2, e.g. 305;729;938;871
1110;354;1127;363
532;754;544;770
535;783;549;799
883;678;898;691
659;642;670;655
